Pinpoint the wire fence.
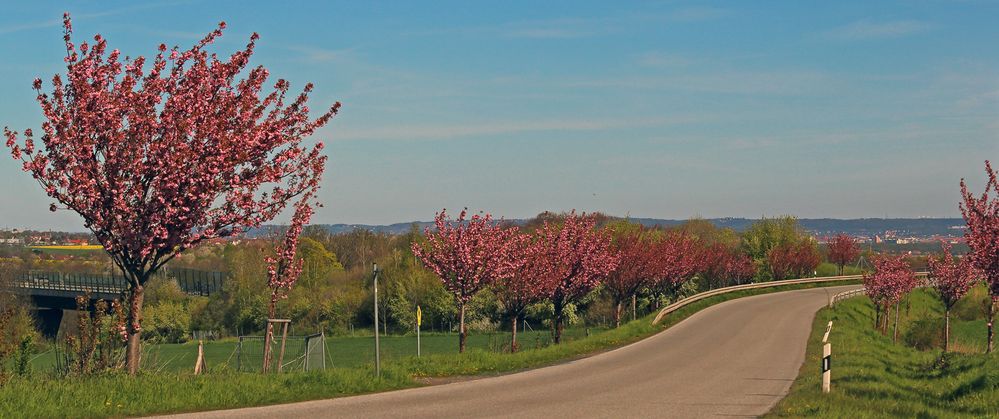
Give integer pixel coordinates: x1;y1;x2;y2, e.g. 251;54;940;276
236;333;328;373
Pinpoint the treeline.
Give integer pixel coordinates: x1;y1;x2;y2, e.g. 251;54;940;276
2;213;879;346
126;213;876;344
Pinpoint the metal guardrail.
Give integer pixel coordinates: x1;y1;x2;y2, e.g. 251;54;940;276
828;288;867;307
652;274;866;325
827;272;929;308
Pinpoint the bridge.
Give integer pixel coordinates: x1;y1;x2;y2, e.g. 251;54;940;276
5;269;226;337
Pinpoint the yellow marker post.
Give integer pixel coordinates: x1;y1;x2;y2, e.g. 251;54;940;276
416;305;422;357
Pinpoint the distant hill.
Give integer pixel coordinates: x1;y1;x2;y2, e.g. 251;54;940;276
252;217;966;238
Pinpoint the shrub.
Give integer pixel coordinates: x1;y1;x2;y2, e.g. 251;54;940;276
953;285;988;321
144;302;191;344
904;316;946;351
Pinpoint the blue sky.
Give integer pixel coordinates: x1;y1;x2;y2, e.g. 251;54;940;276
1;1;997;230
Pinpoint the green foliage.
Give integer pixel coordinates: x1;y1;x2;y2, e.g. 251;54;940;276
144;302;192;344
741;216;803;260
297;237;343;290
952;284;989;322
13;335;33;377
741;216;812;281
904;316;945;350
143;277;187;306
674;218;740;247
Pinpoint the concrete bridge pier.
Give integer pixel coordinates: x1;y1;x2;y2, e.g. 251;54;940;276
33;307;65;339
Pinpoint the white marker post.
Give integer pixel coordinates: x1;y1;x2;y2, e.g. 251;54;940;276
822;321;832;393
373;263;381;379
416;305;422;357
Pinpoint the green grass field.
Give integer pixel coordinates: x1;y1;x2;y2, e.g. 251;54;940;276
2;280;859;418
768;288;999;418
28;328;596;374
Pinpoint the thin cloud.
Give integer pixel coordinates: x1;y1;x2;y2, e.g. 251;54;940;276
668;7;731;22
286;45;354;62
637;52;692;68
565;71;833;96
501;8;731;39
503;17;600;39
825;19;933;40
0;1;198;35
332;115;707;141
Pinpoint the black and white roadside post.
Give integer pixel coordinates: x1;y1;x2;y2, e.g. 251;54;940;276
373;263;381;379
822;321;832;393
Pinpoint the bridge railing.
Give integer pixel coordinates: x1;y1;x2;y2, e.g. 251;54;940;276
10;268;227;298
12;271;128;296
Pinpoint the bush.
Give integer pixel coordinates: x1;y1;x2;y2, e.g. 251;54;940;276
144;302;191;344
904;316;945;351
952;285;989;322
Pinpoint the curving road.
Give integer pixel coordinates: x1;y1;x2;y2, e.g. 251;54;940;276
163;285;858;419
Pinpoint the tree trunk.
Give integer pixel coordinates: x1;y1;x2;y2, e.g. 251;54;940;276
893;302;899;343
632;294;637;321
874;305;881;330
614;300;622;328
988;298;995;354
553;297;565;344
125;283;145;375
262;294;278;373
458;304;467;353
510;316;519;353
944;308;951;352
838;264;844;276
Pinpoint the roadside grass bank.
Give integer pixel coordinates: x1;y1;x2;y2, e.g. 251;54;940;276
2;280;857;418
768;288;999;418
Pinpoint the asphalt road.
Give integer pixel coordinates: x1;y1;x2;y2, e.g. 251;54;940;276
163;285;858;419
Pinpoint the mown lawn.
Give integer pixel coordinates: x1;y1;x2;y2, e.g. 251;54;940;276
2;280;857;418
768;287;999;418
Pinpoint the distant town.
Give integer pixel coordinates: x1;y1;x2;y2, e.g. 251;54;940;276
1;217;968;250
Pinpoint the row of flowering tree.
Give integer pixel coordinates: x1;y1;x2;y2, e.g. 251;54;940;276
4;15;338;373
415;210;772;353
864;254;918;342
413;210;620;352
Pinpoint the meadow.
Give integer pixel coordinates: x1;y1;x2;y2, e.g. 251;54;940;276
769;287;999;418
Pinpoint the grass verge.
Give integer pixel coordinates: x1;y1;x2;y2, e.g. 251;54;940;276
2;280;857;418
768;288;999;418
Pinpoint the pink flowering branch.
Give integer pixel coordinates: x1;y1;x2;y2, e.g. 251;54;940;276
3;14;336;374
960;160;999;352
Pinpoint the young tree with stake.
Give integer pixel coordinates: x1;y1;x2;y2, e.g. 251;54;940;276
261;193;318;372
412;209;521;353
928;242;978;352
4;14;337;374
